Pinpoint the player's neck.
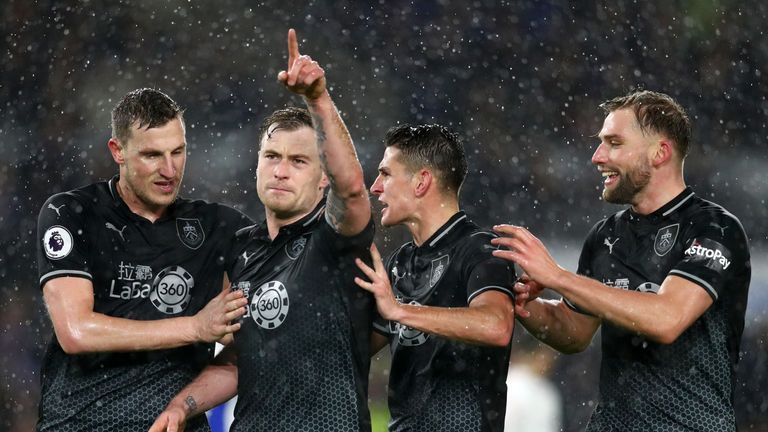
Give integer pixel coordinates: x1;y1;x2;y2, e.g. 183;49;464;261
116;179;167;223
630;172;686;215
408;198;460;246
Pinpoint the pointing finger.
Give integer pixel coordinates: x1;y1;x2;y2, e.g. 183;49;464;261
287;28;300;68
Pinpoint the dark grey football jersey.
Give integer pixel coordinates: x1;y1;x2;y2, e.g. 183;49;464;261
228;201;375;432
375;212;515;432
35;177;252;432
567;188;751;432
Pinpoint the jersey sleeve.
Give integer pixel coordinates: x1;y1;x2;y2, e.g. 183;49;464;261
464;232;516;304
37;193;92;288
668;212;749;301
563;221;601;315
316;214;376;256
216;205;256;275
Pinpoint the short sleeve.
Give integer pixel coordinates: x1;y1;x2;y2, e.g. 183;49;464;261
564;221;601;315
668;214;749;301
315;215;376;257
37;193;92;287
464;231;516;303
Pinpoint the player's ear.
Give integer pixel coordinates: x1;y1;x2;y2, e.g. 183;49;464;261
651;139;673;167
414;169;432;198
319;171;329;190
108;138;125;164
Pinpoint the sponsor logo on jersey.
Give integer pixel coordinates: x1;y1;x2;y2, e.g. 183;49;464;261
109;261;155;300
233;281;252;318
391;299;429;346
429;255;450;288
654;224;679;256
47;203;65;216
285;236;308;260
604;278;629;290
250;280;289;329
684;238;732;270
150;265;194;314
604;237;619;254
636;281;661;293
176;218;205;250
43;226;73;260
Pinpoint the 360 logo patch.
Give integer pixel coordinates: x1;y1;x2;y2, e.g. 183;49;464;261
150;265;194;314
250;281;290;329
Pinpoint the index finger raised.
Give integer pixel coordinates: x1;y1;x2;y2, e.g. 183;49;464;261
287;28;300;66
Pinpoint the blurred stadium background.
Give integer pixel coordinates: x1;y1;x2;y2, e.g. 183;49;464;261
2;1;766;430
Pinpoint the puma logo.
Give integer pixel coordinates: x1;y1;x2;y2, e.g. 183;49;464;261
241;251;256;266
48;203;65;216
105;222;127;241
709;222;727;237
391;266;406;288
604;237;619;254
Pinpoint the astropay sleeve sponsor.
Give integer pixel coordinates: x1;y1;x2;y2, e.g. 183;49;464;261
684;238;732;271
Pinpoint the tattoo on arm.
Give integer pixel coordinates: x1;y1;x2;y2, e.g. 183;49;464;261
184;395;198;414
325;191;347;232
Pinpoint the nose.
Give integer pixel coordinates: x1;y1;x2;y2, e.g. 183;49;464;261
591;142;607;166
159;155;176;178
273;158;290;179
370;175;383;196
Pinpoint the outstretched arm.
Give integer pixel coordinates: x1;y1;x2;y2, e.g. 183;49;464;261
355;244;514;347
492;224;713;345
277;28;370;236
43;277;247;354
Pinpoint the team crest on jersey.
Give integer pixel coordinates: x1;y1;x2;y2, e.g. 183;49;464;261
150;265;194;314
429;255;450;288
250;281;290;329
43;226;73;260
654;224;679;256
285;235;308;260
390;300;429;346
176;218;205;250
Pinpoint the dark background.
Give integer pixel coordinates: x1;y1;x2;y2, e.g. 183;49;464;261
2;1;766;430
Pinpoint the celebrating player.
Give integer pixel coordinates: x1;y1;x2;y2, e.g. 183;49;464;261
150;29;375;432
36;88;252;431
492;90;751;431
354;124;515;431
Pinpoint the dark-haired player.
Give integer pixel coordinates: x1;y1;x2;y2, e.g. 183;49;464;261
493;90;751;431
354;124;516;432
36;88;252;431
150;29;375;432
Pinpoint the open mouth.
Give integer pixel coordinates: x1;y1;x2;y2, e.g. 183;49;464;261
154;181;175;193
600;170;619;186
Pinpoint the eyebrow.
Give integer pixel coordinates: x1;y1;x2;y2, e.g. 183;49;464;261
598;133;622;142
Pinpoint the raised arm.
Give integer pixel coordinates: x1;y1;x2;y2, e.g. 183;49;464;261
43;277;247;354
149;346;239;432
277;28;370;236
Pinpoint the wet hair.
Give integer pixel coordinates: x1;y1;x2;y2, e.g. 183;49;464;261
257;106;313;147
384;124;468;195
600;90;691;158
111;88;184;143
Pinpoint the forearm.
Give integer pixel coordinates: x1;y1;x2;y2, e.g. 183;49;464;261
393;302;513;347
517;298;595;353
57;312;199;353
552;271;684;343
164;362;239;419
304;91;366;198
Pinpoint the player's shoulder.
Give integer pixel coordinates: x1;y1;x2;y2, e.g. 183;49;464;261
176;197;252;223
686;195;743;227
39;181;109;217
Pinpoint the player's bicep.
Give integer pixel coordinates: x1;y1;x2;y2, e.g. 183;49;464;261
43;277;95;345
657;274;714;335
